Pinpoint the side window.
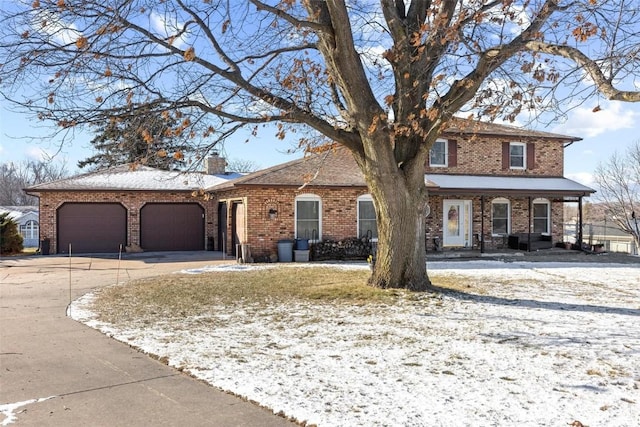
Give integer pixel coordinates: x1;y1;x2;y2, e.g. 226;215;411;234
429;139;448;167
533;198;550;234
357;195;378;241
509;142;526;169
295;194;322;241
20;220;39;240
491;198;510;235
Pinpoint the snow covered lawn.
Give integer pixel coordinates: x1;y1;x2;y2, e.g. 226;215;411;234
70;261;640;427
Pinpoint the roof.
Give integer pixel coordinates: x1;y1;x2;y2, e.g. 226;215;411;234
427;174;595;196
208;147;367;190
0;206;38;222
443;117;581;142
25;165;243;192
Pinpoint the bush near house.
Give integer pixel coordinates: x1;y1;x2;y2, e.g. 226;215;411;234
0;212;24;255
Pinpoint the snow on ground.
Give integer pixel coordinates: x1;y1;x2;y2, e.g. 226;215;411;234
70;261;640;427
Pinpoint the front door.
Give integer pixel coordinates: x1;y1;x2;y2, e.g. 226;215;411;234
443;200;472;247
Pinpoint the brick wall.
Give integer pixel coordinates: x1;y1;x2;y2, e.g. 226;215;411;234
425;195;564;251
37;191;215;254
217;185;369;259
426;137;565;176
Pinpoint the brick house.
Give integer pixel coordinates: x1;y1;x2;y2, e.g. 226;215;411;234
25;157;241;254
209;119;595;260
26;119;594;257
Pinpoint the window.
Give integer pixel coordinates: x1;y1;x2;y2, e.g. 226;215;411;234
357;195;378;240
295;194;321;241
491;199;510;235
429;139;448;167
533;198;550;234
509;142;526;169
19;220;39;240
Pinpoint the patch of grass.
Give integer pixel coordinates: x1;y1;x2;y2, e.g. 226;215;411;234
93;267;409;324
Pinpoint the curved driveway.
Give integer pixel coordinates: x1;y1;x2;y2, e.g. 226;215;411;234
1;252;295;426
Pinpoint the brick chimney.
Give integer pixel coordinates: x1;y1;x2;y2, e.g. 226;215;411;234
206;151;226;175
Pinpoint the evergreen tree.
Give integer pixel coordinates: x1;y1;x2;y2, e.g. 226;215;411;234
79;111;193;171
0;213;23;255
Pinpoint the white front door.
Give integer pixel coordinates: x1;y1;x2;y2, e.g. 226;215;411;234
443;200;472;247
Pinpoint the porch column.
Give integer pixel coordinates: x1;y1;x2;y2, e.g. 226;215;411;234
578;196;583;246
527;196;532;252
480;196;485;253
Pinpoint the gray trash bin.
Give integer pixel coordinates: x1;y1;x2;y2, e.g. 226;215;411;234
277;239;294;262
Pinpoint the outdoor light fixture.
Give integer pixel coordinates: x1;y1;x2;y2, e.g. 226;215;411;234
268;208;278;220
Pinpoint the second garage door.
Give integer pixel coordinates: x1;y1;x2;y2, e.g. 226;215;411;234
140;203;205;251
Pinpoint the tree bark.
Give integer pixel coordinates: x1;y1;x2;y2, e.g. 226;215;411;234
353;137;433;291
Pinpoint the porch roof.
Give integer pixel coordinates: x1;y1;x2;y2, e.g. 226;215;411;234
427;174;595;197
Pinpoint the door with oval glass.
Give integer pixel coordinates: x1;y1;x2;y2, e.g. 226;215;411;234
443;200;472;247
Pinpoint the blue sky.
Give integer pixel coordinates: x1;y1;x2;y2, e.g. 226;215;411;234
2;97;638;192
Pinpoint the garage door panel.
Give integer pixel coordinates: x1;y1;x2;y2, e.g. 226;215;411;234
140;203;204;251
57;203;127;254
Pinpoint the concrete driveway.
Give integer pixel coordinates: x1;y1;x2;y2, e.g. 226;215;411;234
0;252;295;426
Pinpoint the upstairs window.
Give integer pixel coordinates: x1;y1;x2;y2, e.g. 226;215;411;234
295;194;322;241
429;139;448;167
491;199;510;235
533;198;550;234
509;142;526;169
357;195;378;241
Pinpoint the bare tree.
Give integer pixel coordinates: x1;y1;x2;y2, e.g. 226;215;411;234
226;158;260;173
0;160;68;205
593;141;640;251
2;1;640;289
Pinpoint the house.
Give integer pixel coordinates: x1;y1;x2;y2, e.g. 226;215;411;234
25;119;595;257
0;206;39;248
25;155;242;254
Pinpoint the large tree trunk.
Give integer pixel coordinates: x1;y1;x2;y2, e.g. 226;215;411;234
354;138;433;291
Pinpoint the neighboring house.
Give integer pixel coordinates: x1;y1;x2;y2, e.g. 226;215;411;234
568;221;638;255
0;206;40;248
25;155;242;254
25;119;595;257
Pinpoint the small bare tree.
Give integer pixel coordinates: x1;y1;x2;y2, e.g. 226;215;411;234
0;160;68;205
593;141;640;252
2;1;640;289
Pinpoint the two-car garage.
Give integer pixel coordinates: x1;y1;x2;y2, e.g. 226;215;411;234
56;202;205;253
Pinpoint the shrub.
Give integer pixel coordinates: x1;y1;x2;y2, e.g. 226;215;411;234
0;212;24;255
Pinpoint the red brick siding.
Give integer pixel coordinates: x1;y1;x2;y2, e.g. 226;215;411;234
426;137;565;176
37;191;215;254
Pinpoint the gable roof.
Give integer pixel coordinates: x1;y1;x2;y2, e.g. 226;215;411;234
208;147;369;190
25;165;243;192
443;117;581;142
0;206;39;222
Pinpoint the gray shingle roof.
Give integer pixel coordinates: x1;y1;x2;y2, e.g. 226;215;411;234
444;118;581;142
25;165;242;192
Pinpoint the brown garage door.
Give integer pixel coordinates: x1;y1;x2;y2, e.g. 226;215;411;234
140;203;205;251
57;203;127;254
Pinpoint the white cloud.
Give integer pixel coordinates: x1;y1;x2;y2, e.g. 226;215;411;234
26;146;52;161
552;102;639;138
149;11;188;49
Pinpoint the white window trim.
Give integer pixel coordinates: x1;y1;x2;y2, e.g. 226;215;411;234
509;142;526;170
532;198;551;235
491;198;510;236
295;194;322;242
20;220;39;240
429;138;448;167
357;194;378;242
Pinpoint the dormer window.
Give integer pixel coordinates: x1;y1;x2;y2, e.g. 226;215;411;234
429;139;448;167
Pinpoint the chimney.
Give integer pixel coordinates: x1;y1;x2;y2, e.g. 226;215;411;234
206;151;226;175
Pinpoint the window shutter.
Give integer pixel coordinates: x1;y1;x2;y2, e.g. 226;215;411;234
448;139;458;167
527;143;536;170
502;141;509;170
